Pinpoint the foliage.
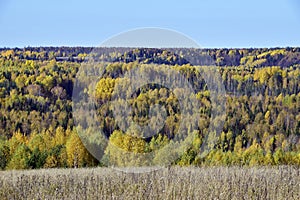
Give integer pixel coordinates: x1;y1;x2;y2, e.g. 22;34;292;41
0;47;299;169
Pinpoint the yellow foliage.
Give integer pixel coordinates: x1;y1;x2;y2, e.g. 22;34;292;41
66;130;94;167
95;77;117;100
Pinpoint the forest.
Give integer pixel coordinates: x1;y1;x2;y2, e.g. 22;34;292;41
0;47;299;170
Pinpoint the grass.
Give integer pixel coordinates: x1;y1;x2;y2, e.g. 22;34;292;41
0;166;299;199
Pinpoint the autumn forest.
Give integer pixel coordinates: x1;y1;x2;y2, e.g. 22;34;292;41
0;47;300;170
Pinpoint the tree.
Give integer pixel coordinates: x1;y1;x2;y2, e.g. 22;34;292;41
0;140;9;169
104;130;150;167
51;86;66;100
7;131;27;157
26;147;47;169
66;130;96;167
26;84;43;96
41;75;55;91
15;75;26;91
95;77;116;102
6;144;31;170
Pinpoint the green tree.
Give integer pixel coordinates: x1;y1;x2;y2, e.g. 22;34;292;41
26;147;47;169
0;139;9;169
6;144;31;170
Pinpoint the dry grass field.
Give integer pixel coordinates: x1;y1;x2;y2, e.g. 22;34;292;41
0;166;299;200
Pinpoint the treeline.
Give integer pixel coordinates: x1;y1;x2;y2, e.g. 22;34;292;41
0;47;299;170
1;47;300;67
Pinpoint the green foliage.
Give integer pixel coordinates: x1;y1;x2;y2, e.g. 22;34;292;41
0;139;9;169
25;147;47;169
6;144;31;170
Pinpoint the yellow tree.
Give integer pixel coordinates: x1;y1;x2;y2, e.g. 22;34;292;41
7;131;27;157
95;77;117;102
66;130;96;167
104;130;149;167
53;126;67;146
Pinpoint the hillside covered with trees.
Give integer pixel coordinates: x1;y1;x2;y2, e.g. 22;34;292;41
0;47;300;170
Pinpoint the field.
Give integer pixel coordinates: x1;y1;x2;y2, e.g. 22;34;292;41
0;166;299;199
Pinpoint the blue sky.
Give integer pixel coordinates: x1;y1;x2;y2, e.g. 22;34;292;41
0;0;299;48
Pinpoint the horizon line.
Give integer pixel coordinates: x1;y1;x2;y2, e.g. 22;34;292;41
1;45;300;49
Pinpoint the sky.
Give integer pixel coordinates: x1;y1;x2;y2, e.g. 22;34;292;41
0;0;299;48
